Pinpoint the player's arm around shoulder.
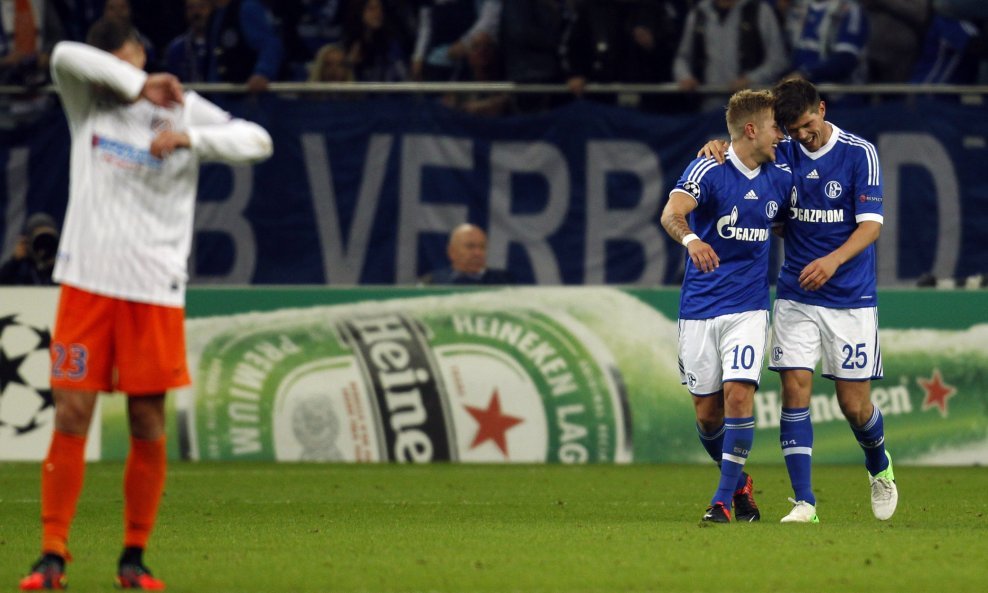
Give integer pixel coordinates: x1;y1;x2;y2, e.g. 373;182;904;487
180;92;274;164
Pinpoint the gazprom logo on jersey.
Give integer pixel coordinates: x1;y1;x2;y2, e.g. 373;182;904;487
92;135;162;170
717;206;769;242
788;184;845;223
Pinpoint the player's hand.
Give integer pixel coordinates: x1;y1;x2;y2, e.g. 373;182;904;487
149;130;191;159
698;139;728;163
798;255;840;290
687;240;720;273
141;74;184;107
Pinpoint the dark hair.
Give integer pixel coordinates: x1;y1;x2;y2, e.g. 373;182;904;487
85;17;139;53
772;78;821;129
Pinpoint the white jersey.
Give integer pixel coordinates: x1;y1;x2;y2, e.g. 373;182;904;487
50;41;273;307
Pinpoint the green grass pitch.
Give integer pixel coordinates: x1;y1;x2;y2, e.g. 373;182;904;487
2;462;986;592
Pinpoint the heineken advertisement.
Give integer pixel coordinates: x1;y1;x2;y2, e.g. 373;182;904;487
1;286;986;464
162;287;986;465
174;289;645;463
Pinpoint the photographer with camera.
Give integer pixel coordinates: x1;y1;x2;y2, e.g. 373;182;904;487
0;212;59;286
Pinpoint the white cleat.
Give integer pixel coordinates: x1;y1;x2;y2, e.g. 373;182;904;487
780;497;820;523
869;451;898;520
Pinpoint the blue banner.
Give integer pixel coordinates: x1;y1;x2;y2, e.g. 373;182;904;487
2;96;986;285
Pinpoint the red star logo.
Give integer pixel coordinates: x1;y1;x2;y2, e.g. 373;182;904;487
917;369;956;417
464;389;523;457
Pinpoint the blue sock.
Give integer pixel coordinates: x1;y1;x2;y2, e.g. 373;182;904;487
780;407;815;505
696;422;725;463
697;423;749;492
851;406;889;476
712;417;754;510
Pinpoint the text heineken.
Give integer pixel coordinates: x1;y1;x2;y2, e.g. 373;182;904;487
180;295;633;463
340;314;452;462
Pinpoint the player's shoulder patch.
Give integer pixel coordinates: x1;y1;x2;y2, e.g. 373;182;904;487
680;179;701;199
679;157;720;200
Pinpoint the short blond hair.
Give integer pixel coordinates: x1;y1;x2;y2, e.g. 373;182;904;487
726;90;774;140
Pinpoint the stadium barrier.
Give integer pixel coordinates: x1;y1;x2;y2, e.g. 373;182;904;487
1;286;985;465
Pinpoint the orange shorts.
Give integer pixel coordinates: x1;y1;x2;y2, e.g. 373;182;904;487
50;285;191;395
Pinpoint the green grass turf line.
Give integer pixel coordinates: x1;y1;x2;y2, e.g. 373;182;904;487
2;463;986;592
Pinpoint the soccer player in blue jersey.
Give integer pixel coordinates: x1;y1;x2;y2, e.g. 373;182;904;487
662;90;789;523
700;78;898;523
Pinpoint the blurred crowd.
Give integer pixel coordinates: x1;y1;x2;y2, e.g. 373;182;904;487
1;0;987;120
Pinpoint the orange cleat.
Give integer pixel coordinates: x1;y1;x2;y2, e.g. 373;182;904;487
19;555;67;591
116;563;166;590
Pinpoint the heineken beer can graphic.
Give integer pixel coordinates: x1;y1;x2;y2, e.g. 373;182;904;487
177;289;651;463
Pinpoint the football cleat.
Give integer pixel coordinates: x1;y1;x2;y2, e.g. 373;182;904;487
869;451;898;521
780;497;820;523
19;555;67;591
701;502;732;523
116;563;166;591
732;472;761;522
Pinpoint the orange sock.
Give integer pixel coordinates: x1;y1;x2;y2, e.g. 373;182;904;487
41;430;87;558
123;435;167;549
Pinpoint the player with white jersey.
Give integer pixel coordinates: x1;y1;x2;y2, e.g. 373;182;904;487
697;78;897;524
54;47;271;306
20;18;273;592
662;90;789;524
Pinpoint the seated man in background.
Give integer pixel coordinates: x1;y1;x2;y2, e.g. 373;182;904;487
420;223;514;285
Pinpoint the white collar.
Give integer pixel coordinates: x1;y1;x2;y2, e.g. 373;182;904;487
798;121;841;160
728;144;761;180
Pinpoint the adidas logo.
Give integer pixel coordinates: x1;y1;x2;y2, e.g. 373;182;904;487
807;169;820;179
744;190;759;200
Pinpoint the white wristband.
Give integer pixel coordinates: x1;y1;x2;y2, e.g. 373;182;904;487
682;233;699;247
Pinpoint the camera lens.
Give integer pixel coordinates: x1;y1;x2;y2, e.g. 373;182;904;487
31;231;58;262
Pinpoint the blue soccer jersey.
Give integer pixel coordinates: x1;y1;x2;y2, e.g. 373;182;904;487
674;147;791;320
775;124;884;308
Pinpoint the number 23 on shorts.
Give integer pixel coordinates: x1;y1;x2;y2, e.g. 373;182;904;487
52;343;89;381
